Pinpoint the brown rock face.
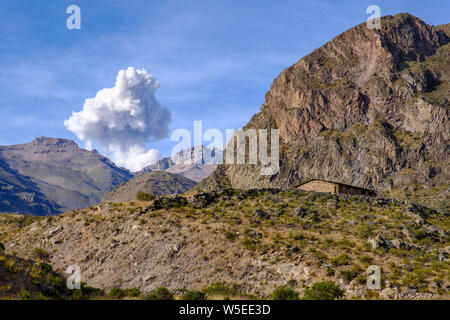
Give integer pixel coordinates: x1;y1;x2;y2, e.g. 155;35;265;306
199;13;449;212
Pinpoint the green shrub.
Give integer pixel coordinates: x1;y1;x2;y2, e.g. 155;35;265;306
144;287;174;300
241;238;256;251
136;192;156;202
224;230;237;241
359;255;373;264
326;267;335;276
182;290;206;300
340;270;358;283
204;282;239;297
0;242;5;252
271;286;299;300
331;253;351;266
32;247;50;260
358;224;375;239
303;281;344;300
125;287;141;297
109;287;126;299
109;287;141;299
19;290;31;300
71;282;104;299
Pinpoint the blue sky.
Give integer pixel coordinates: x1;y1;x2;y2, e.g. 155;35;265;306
0;0;448;158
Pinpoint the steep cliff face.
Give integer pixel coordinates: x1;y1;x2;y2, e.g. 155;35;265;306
199;14;449;212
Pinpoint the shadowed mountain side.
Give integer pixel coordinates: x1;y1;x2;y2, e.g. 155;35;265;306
0;137;133;214
0;159;60;215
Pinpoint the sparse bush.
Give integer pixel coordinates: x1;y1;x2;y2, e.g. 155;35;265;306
125;287;141;297
303;281;344;300
19;290;31;300
32;247;49;260
331;253;351;266
271;286;299;300
224;230;237;241
340;269;358;283
204;282;239;297
109;287;126;299
292;232;305;241
144;287;173;300
326;267;335;276
71;282;104;300
359;255;373;264
136;192;156;202
358;224;375;238
182;290;206;300
108;287;140;299
241;238;256;251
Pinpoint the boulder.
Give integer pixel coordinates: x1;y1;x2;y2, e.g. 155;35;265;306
254;208;270;220
368;235;394;250
437;250;448;262
379;286;399;299
290;207;319;222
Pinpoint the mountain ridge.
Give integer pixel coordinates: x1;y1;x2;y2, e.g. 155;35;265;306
198;13;449;213
0;137;133;214
137;146;221;182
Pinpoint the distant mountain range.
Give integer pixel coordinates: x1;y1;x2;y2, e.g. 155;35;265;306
136;146;222;182
0;138;218;215
0;137;133;215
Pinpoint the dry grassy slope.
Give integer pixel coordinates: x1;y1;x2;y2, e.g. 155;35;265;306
3;190;449;299
0;214;40;242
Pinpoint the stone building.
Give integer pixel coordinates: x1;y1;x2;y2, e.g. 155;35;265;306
296;179;376;196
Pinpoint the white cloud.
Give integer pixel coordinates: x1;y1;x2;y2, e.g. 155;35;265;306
64;67;171;171
109;145;161;172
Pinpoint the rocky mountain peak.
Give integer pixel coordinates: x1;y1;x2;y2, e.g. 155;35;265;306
257;13;448;145
31;136;78;147
200;13;450;212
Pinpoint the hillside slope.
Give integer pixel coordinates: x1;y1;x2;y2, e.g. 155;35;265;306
0;137;133;214
198;14;449;213
102;171;197;202
4;189;449;299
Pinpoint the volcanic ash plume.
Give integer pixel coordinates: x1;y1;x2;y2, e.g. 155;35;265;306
64;67;171;171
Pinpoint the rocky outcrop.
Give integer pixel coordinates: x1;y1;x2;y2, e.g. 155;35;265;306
198;14;449;213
